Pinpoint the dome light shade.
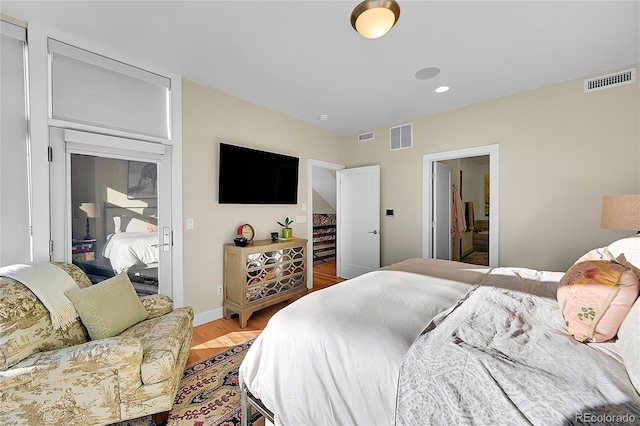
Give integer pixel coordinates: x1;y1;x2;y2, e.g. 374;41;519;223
351;0;401;39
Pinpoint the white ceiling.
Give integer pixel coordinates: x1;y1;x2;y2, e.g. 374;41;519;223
2;1;639;135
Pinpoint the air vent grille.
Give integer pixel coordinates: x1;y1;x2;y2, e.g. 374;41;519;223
584;68;635;93
389;123;413;151
358;131;375;142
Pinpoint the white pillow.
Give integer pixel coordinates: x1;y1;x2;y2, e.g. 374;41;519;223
125;217;151;233
113;216;123;233
608;234;640;281
617;296;640;394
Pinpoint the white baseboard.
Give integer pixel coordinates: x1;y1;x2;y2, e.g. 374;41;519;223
193;307;223;327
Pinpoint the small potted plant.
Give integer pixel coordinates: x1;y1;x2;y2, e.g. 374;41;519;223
277;216;293;239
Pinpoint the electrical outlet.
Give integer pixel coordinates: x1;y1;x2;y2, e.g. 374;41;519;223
217;285;223;296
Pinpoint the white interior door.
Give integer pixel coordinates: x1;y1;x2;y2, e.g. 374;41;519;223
433;162;452;260
337;165;380;279
49;128;173;297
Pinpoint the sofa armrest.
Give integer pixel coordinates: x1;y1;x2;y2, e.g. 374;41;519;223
0;336;143;396
139;294;174;319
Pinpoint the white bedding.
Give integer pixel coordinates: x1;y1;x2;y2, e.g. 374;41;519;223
102;232;158;274
239;259;490;425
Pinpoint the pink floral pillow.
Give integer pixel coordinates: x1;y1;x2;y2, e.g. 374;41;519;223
557;260;639;343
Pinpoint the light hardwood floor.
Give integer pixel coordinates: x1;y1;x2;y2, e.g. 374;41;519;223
186;261;345;365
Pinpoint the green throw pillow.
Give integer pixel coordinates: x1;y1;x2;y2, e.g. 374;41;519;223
65;273;148;340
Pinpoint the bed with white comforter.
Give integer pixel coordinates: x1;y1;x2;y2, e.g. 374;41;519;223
239;248;640;426
239;258;490;425
102;231;158;274
100;210;160;274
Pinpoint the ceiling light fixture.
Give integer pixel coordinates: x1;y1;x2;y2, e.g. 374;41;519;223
435;86;450;93
351;0;401;39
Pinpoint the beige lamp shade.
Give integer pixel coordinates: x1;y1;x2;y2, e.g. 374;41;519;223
601;195;640;230
79;202;101;219
351;0;401;39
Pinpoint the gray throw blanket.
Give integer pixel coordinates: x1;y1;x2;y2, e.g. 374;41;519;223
395;267;640;425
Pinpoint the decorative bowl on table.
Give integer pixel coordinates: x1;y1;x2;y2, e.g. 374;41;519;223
233;236;248;247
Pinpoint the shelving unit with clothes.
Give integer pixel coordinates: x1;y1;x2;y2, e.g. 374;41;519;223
312;213;336;265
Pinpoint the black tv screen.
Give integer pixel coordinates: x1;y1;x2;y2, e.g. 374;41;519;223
218;143;299;204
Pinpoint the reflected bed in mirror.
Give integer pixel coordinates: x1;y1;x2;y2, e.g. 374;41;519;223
73;206;159;295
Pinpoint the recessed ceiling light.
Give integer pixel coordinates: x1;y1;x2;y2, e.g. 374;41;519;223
319;114;329;121
435;86;450;93
415;67;440;80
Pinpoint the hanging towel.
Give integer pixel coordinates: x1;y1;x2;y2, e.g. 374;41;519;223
465;201;475;232
452;190;467;240
0;262;80;329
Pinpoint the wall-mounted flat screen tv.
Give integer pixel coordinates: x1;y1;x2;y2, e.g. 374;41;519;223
218;143;299;204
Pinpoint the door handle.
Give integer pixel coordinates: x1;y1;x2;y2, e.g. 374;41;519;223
152;228;172;252
368;230;378;234
162;227;171;252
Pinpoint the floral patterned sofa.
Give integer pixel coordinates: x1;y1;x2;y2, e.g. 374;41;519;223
0;262;194;426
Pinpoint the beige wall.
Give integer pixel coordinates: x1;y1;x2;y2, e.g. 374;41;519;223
341;64;640;272
182;80;344;318
183;65;639;320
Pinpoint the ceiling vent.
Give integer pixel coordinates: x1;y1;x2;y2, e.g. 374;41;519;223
584;68;636;93
389;123;413;151
358;131;375;142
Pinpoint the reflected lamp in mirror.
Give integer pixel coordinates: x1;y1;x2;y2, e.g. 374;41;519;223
79;202;101;240
601;195;640;233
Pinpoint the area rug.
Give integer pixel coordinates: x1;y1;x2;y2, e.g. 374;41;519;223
114;337;255;426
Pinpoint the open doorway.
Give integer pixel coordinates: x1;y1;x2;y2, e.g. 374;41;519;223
307;159;345;289
422;145;499;267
